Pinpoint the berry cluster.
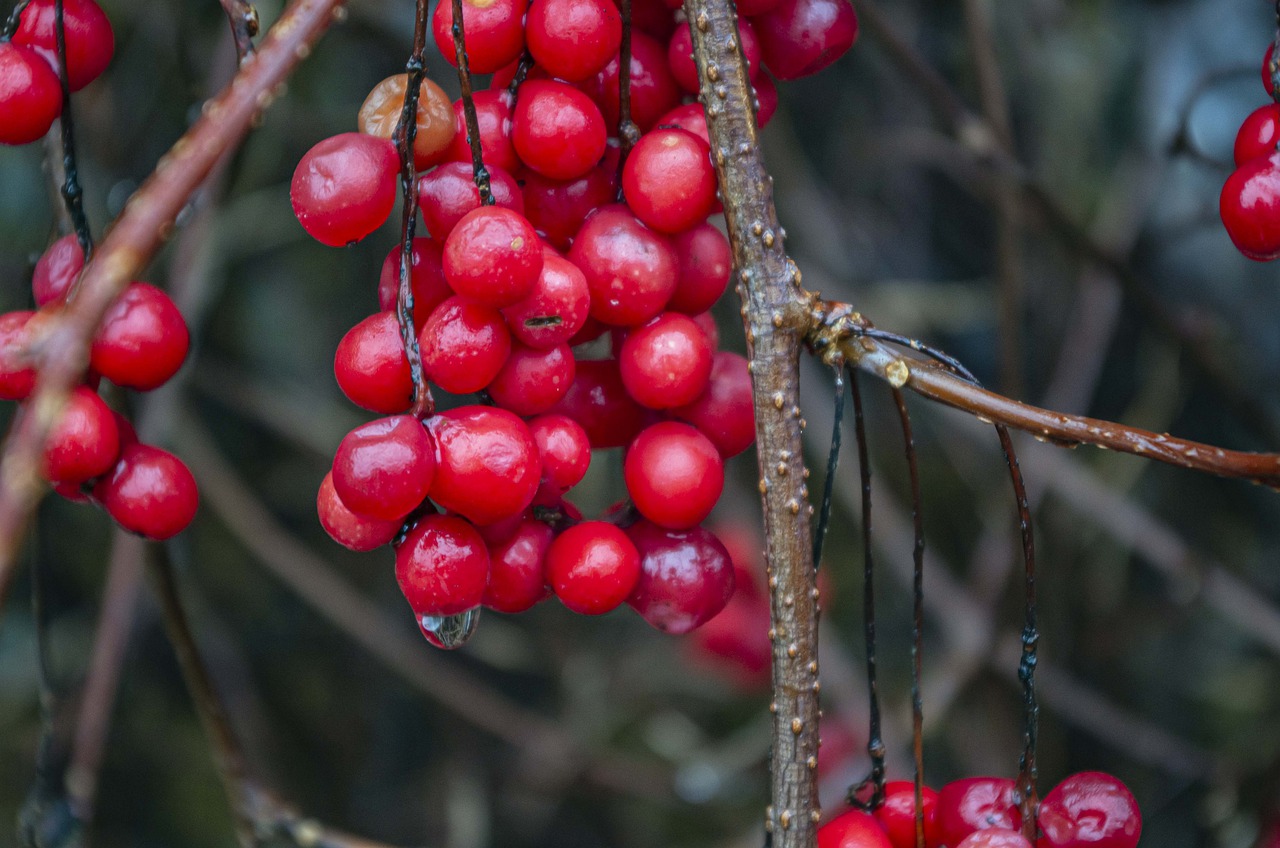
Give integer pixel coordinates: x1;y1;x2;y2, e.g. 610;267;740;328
0;0;114;146
1221;44;1280;260
0;236;198;538
292;0;857;638
819;773;1142;848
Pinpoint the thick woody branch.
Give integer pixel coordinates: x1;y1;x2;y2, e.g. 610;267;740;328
0;0;345;616
682;0;821;844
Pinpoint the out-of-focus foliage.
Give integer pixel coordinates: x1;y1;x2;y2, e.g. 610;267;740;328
1;0;1279;846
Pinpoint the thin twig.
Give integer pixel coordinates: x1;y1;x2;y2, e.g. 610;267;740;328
0;0;347;617
812;367;844;570
54;0;92;258
1;0;31;40
616;0;639;192
450;0;492;204
218;0;259;62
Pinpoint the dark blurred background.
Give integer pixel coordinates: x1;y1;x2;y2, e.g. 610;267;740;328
2;0;1280;845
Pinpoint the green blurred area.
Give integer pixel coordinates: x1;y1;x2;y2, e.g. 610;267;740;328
2;0;1280;846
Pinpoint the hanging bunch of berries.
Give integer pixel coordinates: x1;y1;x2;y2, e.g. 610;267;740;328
1221;42;1280;260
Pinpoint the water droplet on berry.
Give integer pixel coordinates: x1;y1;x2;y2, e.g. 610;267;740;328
418;608;481;649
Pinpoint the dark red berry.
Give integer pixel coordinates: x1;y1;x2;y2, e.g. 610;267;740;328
618;0;677;41
754;71;779;127
418;161;523;240
527;0;621;81
818;809;894;848
444;90;520;174
550;358;649;448
655;103;710;145
487;342;575;416
618;312;713;409
588;32;682;132
569;204;678;326
1221;152;1280;260
331;415;436;522
41;385;119;484
482;517;554;613
667;19;760;92
334;311;413;414
1234;103;1280;166
396;514;490;616
426;405;541;526
0;311;37;401
94;443;198;539
624;422;724;529
418;295;513;394
1265;43;1276;97
521;154;618;250
753;0;858;80
672;351;755;457
32;234;84;306
442;206;543;308
669;222;731;314
503;248;592;349
1038;772;1141;848
874;781;941;848
291;133;398;247
89;282;190;391
936;777;1021;847
546;521;641;614
377;238;453;330
13;0;113;91
0;42;62;146
528;413;591;491
624;520;734;633
432;0;527;73
317;471;401;552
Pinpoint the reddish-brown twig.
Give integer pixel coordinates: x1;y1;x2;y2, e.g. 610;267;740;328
218;0;259;62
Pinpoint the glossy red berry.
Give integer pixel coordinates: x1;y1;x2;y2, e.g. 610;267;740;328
874;781;941;848
521;156;618;250
818;808;894;848
427;405;541;525
333;311;413;414
551;358;649;448
1234;103;1280;166
655;103;710;145
672;351;755;457
442;206;543;308
569;204;678;326
482;517;554;613
753;0;858;80
622;128;716;234
625;422;724;529
589;32;682;132
291;133;398;247
669;222;731;313
667;19;760;92
377;238;453;330
546;521;642;614
89;282;190;391
396;514;490;616
487;342;575;416
1038;772;1141;848
526;0;621;81
94;443;198;539
1221;151;1280;260
528;413;591;491
432;0;527;73
13;0;113;91
32;234;83;306
622;0;677;40
936;777;1021;847
41;385;119;484
418;161;523;240
418;296;513;394
444;90;520;174
619;312;714;409
331;415;436;522
625;520;734;633
513;80;608;181
956;829;1031;848
0;311;37;401
503;249;592;349
317;471;401;552
0;42;62;146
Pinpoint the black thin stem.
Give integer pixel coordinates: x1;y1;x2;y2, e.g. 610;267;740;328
54;0;93;260
505;50;533;102
892;388;927;848
846;370;886;812
1;0;30;40
996;424;1039;840
859;327;978;384
615;0;639;196
813;366;844;570
396;0;433;419
1272;1;1280;101
450;0;492;205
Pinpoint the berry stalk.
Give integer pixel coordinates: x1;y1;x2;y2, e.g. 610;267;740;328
448;0;492;205
53;0;93;259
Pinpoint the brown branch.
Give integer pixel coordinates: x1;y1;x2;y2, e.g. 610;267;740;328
0;0;346;618
682;0;820;844
450;0;493;204
218;0;260;62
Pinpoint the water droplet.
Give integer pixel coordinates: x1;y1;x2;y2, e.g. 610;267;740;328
419;608;481;649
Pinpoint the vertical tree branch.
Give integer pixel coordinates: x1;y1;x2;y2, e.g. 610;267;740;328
615;0;640;189
683;1;820;842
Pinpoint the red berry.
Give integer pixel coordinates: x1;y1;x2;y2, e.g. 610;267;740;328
957;829;1031;848
1266;43;1276;97
818;809;894;848
528;413;591;491
89;282;190;391
667;19;760;92
624;421;724;529
736;0;784;17
503;249;592;349
487;342;575;416
419;161;523;240
291;133;398;247
569;204;678;326
1234;103;1280;166
753;0;858;80
521;155;618;250
334;311;413;414
624;520;734;633
443;206;543;308
41;385;119;484
317;471;401;552
13;0;113;91
546;521;641;614
686;526;771;688
526;0;621;81
427;405;541;525
1038;772;1141;848
32;234;83;306
619;0;677;41
551;358;650;448
669;222;731;314
619;312;714;409
432;0;527;73
513;80;608;180
482;517;554;613
1221;152;1280;260
655;102;710;145
0;41;62;146
418;295;513;394
672;351;755;457
622;128;717;234
94;443;198;539
936;777;1021;847
0;311;37;401
331;415;436;522
588;32;682;132
396;514;490;616
874;781;941;848
754;71;779;127
444;90;520;174
377;238;453;330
